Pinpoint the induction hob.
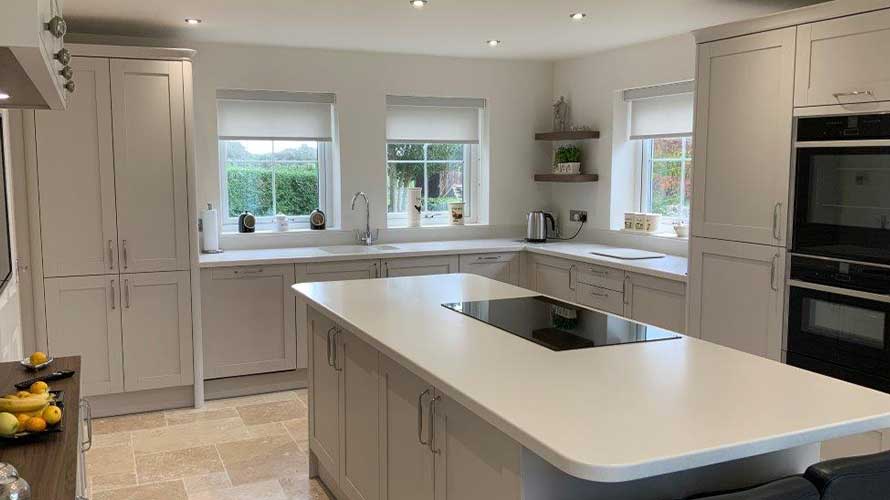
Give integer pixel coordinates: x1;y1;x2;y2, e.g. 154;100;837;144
442;296;680;351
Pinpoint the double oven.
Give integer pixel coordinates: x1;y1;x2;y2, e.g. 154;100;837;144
787;113;890;393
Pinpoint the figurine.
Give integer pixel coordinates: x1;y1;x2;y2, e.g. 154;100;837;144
553;96;569;131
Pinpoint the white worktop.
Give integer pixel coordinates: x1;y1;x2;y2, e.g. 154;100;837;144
293;274;890;483
199;238;688;282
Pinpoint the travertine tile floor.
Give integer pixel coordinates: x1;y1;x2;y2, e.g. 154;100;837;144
85;389;333;500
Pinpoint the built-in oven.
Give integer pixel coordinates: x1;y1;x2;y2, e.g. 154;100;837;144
792;113;890;266
787;255;890;393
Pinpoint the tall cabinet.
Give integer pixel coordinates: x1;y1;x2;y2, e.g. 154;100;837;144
687;28;795;360
29;47;197;397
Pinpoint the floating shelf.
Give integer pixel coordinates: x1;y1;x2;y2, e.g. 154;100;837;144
534;174;599;183
534;130;600;141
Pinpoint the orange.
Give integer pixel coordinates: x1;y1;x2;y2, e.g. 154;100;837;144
15;414;30;426
42;405;62;426
29;352;48;365
24;417;46;432
29;381;48;395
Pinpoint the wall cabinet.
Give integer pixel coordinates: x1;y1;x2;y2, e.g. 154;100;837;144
458;253;520;285
382;256;458;278
691;27;795;246
528;254;576;302
625;273;686;333
688;237;784;360
795;10;890;107
201;265;297;379
44;276;123;396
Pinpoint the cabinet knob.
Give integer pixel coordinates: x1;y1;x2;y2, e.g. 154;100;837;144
59;66;73;81
54;48;71;65
64;80;76;93
46;16;67;38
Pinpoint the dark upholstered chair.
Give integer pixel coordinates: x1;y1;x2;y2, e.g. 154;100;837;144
687;450;890;500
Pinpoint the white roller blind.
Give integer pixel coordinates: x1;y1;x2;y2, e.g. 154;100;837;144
625;81;694;140
386;95;484;144
217;90;335;141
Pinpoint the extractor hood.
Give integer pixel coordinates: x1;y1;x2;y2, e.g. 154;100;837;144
0;0;72;110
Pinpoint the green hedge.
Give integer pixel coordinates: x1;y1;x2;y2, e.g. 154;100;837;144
226;164;319;217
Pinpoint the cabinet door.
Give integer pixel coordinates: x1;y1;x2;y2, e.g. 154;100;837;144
383;256;458;277
688;237;784;360
529;255;576;302
201;265;297;379
796;10;890;107
120;271;193;391
111;59;190;273
44;276;123;396
434;394;521;500
308;309;340;480
458;253;520;285
36;57;119;277
626;273;687;333
691;28;795;246
338;330;381;500
379;356;435;500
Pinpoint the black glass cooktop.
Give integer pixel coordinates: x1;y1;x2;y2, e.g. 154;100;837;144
442;296;680;351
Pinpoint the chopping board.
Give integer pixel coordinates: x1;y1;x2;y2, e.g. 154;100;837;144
590;248;665;260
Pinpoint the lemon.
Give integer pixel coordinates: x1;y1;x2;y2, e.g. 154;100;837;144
24;417;46;432
0;412;18;436
29;352;48;365
29;381;48;395
42;405;62;426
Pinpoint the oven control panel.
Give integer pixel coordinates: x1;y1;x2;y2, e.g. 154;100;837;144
790;255;890;295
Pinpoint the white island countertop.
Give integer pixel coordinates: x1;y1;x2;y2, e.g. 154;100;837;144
294;274;890;483
200;238;688;281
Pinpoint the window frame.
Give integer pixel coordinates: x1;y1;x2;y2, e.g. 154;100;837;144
638;134;692;225
218;139;333;232
385;142;479;227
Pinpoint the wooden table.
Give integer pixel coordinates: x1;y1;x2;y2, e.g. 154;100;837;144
0;356;81;500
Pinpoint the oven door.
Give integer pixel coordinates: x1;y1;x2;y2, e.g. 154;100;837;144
793;145;890;265
787;283;890;392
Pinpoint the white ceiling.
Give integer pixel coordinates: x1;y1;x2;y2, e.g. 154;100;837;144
65;0;829;60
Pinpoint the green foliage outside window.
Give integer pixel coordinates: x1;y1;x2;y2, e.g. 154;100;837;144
226;163;319;217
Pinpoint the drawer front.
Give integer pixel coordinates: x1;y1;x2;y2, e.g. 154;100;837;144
307;259;375;275
576;264;625;292
460;252;516;265
576;283;624;316
210;265;281;280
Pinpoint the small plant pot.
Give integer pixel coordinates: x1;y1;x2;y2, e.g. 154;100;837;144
553;162;581;175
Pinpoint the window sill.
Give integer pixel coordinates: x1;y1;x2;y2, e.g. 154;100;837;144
222;227;345;236
617;228;688;240
386;222;486;230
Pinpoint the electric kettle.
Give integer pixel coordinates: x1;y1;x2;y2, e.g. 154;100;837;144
526;211;556;243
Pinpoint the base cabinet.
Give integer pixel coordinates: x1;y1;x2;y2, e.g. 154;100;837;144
309;310;341;479
382;256;458;278
528;255;576;302
201;265;297;379
458;253;520;285
625;273;686;333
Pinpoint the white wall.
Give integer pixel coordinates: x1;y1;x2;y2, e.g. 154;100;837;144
186;43;554;248
550;34;695;256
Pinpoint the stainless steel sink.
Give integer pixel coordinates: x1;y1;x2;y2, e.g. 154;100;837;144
318;245;400;254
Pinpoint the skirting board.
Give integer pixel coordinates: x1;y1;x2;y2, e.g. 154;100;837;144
85;385;195;419
204;369;307;401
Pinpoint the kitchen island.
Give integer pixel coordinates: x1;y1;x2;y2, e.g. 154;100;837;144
293;274;890;500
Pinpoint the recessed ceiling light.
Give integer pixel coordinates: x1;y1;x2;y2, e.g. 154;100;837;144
184;18;202;25
410;0;428;7
486;39;501;47
0;92;9;100
570;12;587;20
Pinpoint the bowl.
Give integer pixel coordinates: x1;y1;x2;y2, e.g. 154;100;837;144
20;356;54;371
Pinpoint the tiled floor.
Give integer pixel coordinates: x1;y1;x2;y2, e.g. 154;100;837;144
86;389;333;500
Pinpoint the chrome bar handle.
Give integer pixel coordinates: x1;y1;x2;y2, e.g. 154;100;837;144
124;278;131;309
326;327;336;367
107;240;114;270
428;395;442;454
109;280;116;310
624;275;631;305
772;203;782;240
586;268;607;276
81;398;93;451
833;90;874;100
588;290;609;298
333;329;343;372
372;262;379;278
121;239;129;269
568;265;576;291
384;262;390;277
417;389;431;446
770;254;779;292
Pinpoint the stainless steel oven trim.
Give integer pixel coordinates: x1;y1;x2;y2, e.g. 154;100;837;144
790;252;890;271
787;279;890;305
794;139;890;148
794;102;890;118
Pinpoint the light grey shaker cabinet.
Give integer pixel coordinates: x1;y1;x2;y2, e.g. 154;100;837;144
35;57;119;278
382;256;459;277
625;273;687;334
691;27;795;246
379;356;435;500
308;309;341;481
528;254;576;302
110;59;190;273
201;265;297;379
795;9;890;107
120;271;194;392
458;253;520;285
688;237;784;360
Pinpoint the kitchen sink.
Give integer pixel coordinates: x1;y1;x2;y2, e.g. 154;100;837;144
319;245;400;254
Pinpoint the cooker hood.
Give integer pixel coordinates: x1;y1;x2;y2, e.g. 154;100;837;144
0;0;72;110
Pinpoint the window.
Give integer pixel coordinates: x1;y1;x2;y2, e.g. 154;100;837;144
641;136;693;221
385;96;485;226
217;90;336;230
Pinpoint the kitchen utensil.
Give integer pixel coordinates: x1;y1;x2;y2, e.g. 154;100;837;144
644;214;661;232
0;463;30;500
237;212;256;233
527;211;556;243
309;209;326;230
449;202;465;225
589;248;665;260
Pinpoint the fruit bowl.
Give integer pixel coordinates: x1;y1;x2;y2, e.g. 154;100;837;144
19;356;53;371
0;392;64;441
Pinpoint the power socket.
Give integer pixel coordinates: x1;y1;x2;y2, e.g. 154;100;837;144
569;210;588;223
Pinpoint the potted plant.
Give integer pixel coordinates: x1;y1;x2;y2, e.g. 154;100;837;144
554;145;582;174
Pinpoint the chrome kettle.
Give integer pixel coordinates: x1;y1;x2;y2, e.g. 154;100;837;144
526;211;556;243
